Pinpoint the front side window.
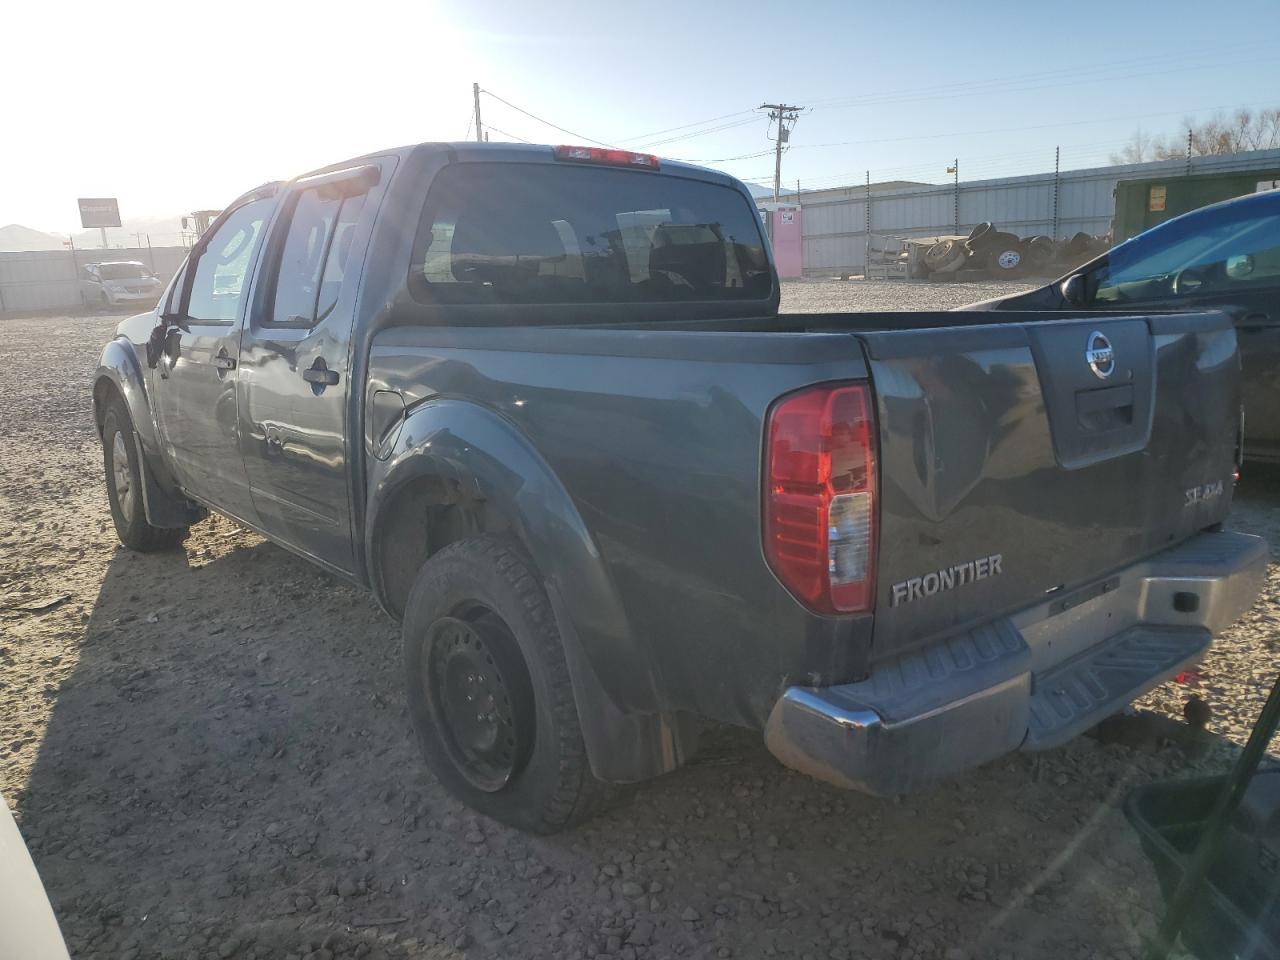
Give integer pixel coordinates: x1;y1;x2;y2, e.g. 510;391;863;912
1094;194;1280;303
269;187;367;327
186;198;272;322
411;163;771;305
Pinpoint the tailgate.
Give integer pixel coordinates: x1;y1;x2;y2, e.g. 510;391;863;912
862;311;1241;661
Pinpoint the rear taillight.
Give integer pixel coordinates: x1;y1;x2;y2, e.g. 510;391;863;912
553;145;660;170
764;382;877;614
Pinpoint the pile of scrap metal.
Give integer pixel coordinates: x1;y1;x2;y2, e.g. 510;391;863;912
917;222;1110;280
859;224;1111;281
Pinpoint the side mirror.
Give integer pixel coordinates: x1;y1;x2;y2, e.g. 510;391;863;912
1061;273;1089;307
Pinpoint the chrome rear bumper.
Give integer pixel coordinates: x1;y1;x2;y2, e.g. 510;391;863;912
764;530;1269;796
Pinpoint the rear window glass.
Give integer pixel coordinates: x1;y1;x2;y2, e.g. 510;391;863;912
409;162;771;305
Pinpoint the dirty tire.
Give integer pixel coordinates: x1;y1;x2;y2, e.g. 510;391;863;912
101;396;187;552
402;536;609;833
966;221;995;247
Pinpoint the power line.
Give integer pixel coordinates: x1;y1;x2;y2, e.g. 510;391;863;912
484;124;532;144
480;88;616;148
626;46;1270;158
636;115;765;149
800;41;1271;111
617;108;758;145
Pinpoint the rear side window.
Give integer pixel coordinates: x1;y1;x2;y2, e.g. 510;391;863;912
270;187;368;326
410;163;771;305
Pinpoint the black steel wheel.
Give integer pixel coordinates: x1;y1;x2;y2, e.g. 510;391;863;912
402;537;610;833
422;609;534;793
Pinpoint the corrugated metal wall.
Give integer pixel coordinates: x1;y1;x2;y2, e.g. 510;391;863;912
0;247;188;314
800;148;1280;276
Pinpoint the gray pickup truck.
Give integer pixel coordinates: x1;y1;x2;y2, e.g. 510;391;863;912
94;142;1268;833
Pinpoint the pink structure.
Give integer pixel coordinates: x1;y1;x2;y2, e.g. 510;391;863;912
762;204;803;278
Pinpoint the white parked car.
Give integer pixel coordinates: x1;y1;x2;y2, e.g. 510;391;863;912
79;261;164;308
0;793;69;959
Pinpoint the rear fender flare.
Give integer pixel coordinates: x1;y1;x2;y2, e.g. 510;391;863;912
367;398;685;781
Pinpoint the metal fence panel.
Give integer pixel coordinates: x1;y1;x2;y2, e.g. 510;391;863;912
0;246;187;314
797;147;1280;276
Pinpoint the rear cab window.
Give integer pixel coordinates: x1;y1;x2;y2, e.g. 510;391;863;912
409;163;771;306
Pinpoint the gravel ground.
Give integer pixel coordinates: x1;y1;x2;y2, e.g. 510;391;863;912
778;278;1039;313
2;280;1277;960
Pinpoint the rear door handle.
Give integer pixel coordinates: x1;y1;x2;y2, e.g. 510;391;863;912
1239;313;1273;331
212;354;237;371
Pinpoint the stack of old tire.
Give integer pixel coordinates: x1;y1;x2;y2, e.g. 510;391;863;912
1057;231;1109;270
962;222;1056;278
921;224;1110;280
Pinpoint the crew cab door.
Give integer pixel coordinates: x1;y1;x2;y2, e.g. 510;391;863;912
236;163;382;575
150;197;274;522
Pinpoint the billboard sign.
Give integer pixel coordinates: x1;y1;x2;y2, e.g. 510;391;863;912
77;198;121;229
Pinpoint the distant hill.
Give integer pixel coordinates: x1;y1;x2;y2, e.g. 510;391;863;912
69;216;188;250
0;224;66;252
0;215;192;254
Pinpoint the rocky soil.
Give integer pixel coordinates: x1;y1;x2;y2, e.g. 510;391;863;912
2;280;1277;960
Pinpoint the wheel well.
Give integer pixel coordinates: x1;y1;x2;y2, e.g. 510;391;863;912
93;377;123;437
373;475;512;619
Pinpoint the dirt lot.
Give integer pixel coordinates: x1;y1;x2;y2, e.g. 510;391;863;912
2;280;1278;960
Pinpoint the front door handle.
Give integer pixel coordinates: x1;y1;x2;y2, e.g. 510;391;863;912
1239;313;1272;331
302;359;340;388
212;353;237;371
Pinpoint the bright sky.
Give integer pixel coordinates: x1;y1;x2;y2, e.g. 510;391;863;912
5;0;1278;233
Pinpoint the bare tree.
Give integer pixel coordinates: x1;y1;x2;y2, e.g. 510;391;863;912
1110;108;1280;164
1113;127;1156;164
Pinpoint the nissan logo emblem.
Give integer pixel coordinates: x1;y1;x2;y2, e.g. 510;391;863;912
1086;330;1114;379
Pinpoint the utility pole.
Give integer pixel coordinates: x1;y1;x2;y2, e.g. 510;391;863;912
759;103;802;203
473;82;484;143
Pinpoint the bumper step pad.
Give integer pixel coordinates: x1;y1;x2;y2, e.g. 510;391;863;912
1024;625;1210;751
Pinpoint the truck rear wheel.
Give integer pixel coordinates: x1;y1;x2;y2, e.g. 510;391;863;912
101;397;187;552
402;536;608;833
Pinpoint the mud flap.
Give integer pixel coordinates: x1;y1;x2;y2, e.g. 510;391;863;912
132;434;206;529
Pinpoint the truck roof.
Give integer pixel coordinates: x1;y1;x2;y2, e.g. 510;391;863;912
310;141;745;191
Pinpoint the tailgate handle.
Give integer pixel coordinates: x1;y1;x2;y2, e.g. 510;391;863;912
1075;383;1134;431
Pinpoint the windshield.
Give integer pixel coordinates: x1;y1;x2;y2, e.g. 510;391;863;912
1098;192;1280;298
410;162;771;305
97;263;149;280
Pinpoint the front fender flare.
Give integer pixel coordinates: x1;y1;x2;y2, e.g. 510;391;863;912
94;337;159;453
367;398;688;781
94;337;197;527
